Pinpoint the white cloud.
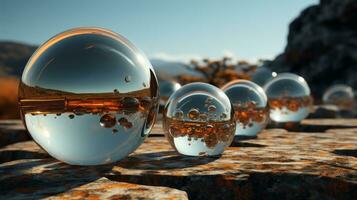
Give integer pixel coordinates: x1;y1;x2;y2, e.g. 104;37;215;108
150;51;275;64
240;55;275;64
150;52;202;63
222;49;275;64
222;49;235;59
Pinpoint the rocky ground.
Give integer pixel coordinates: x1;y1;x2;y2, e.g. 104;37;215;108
0;119;356;200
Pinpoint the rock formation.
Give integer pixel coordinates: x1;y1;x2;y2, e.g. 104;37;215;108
268;0;357;99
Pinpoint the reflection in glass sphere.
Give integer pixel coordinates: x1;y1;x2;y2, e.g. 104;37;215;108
251;66;277;86
18;28;159;165
163;82;235;156
263;73;313;122
323;84;355;111
222;80;268;137
159;80;181;105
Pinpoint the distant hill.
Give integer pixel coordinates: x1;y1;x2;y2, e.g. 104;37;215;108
0;41;37;77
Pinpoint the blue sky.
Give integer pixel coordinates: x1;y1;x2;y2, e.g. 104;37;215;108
0;0;318;62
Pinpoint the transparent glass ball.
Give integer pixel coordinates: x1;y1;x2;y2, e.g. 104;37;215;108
251;66;276;86
18;28;159;165
159;80;181;105
263;73;313;122
323;84;355;111
222;80;268;137
163;82;236;156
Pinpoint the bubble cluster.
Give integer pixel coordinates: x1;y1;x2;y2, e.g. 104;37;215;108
263;73;312;123
222;80;268;137
18;28;159;165
163;82;236;156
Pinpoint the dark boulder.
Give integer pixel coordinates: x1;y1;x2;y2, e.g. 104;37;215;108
268;0;357;99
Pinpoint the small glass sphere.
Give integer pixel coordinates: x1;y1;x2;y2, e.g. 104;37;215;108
163;82;236;156
159;80;181;105
222;80;268;137
323;84;355;111
251;65;277;86
263;73;313;122
18;28;159;165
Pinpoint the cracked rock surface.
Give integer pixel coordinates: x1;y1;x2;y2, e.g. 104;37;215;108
0;119;356;200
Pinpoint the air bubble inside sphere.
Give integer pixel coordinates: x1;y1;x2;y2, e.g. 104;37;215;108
222;80;268;137
263;73;313;122
323;84;355;111
163;83;236;156
18;28;159;165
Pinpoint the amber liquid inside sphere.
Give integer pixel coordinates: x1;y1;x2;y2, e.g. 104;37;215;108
268;96;313;112
18;84;158;131
163;116;236;149
233;102;269;129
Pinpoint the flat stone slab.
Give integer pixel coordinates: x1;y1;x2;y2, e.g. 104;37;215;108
301;118;357;127
0;119;357;199
0;159;188;199
47;177;188;200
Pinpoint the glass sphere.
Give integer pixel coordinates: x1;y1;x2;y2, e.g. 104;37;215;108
159;80;181;105
323;84;355;111
18;28;159;165
163;82;235;156
251;66;276;86
222;80;268;137
263;73;313;122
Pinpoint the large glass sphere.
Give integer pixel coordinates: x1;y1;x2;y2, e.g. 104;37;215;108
18;28;159;165
163;82;235;156
263;73;313;122
323;84;355;111
222;80;268;137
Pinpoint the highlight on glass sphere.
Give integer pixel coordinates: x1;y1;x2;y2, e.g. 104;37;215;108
163;82;236;156
221;80;268;137
18;27;159;165
322;84;355;111
263;73;313;123
251;65;277;86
